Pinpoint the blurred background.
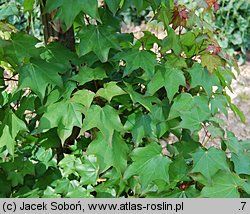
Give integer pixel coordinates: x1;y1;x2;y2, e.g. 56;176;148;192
0;0;250;139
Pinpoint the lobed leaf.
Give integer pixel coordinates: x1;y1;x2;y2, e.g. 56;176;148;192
124;142;172;189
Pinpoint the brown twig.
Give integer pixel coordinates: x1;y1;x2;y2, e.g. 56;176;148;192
0;76;18;81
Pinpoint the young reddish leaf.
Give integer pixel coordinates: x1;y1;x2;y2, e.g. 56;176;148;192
200;53;223;74
205;0;220;11
206;42;222;55
171;5;189;29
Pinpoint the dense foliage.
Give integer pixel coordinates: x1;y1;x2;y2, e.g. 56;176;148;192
171;0;250;64
125;0;250;64
0;0;250;198
214;0;250;64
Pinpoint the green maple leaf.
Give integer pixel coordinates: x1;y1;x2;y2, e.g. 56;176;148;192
43;187;61;198
161;27;181;55
147;64;186;101
71;89;95;109
149;99;169;123
207;125;224;139
193;95;211;115
231;152;250;175
87;132;129;174
149;101;170;138
54;179;77;195
66;187;91;198
23;0;35;12
71;67;107;85
0;3;18;19
106;0;121;15
168;93;194;120
77;25;120;62
76;155;99;185
34;148;55;169
83;105;124;141
2;109;27;138
157;5;171;28
58;154;82;177
177;107;205;132
124;142;171;189
169;156;189;183
0;126;15;155
224;131;244;154
131;113;155;145
96;82;126;103
133;0;173;13
164;186;200;198
125;83;156;112
41;42;77;66
191;147;230;181
174;140;200;159
241;140;250;150
0;109;27;154
38;99;83;143
131;0;145;12
177;95;211;132
180;31;199;58
19;59;64;99
210;94;228;117
200;53;223;74
45;0;100;30
180;31;196;47
4;32;40;66
230;103;246;123
200;171;248;198
122;0;149;13
165;53;187;68
116;49;157;78
7;171;24;187
188;63;212;95
22;162;36;177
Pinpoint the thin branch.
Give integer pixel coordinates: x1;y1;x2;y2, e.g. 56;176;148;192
201;123;208;144
201;123;212;147
0;76;18;81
